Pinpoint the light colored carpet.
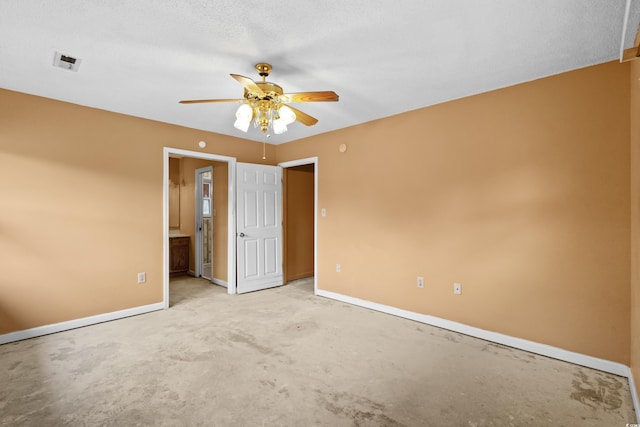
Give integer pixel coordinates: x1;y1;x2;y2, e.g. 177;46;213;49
0;276;636;426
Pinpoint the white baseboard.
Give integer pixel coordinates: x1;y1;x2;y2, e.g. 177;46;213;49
212;278;228;288
316;289;630;377
0;302;165;345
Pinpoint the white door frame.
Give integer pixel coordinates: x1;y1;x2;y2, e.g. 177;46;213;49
278;157;318;295
194;166;214;280
163;147;237;309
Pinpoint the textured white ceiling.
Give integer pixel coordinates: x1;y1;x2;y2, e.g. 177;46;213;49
0;1;634;144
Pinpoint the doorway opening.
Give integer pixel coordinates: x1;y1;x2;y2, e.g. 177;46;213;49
279;157;318;294
163;150;317;305
163;148;237;309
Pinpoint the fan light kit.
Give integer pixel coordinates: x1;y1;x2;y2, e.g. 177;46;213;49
180;63;339;140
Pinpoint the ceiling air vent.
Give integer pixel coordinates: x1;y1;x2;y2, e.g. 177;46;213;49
53;51;81;72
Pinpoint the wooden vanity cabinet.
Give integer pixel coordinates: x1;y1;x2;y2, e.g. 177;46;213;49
169;236;189;275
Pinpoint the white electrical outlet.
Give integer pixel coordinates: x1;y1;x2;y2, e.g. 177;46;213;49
321;208;327;217
417;276;424;288
137;272;146;284
336;263;341;272
454;282;461;295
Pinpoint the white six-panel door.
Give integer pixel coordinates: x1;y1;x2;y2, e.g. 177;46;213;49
236;163;283;294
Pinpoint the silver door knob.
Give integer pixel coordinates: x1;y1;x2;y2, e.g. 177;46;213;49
239;233;245;237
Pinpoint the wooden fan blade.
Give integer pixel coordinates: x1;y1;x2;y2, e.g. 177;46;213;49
281;91;339;103
230;74;265;97
179;98;244;104
287;106;318;126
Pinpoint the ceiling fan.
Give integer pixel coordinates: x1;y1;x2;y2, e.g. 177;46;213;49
179;63;339;136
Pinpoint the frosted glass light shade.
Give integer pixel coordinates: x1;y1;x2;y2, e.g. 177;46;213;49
234;104;253;132
278;105;296;125
273;119;287;134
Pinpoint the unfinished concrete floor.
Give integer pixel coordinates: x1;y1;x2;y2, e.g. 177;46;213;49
0;277;636;426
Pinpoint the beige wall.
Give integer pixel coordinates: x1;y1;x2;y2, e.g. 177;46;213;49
285;164;315;281
276;61;631;364
0;88;271;334
0;60;635;372
177;158;228;281
631;60;640;404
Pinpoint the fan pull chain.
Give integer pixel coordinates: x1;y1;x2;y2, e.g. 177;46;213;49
262;132;267;160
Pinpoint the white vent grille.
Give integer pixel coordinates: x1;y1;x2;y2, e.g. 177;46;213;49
53;51;81;72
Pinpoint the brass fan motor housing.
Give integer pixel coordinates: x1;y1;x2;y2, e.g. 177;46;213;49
244;81;284;100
